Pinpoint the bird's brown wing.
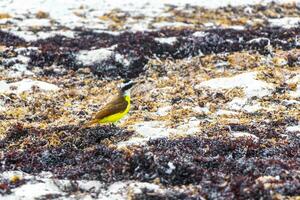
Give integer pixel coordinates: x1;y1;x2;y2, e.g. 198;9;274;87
93;95;128;120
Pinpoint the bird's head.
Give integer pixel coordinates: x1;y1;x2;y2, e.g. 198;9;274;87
120;79;135;96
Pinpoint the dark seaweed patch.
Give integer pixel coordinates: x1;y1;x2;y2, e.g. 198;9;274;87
1;122;299;199
0;124;133;176
2;27;300;79
229;118;299;140
0;123;29;147
0;30;26;47
132;188;201;200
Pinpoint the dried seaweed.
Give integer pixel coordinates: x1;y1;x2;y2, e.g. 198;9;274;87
1;1;300;199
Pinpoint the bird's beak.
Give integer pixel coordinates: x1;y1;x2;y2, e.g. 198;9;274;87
131;81;136;86
128;81;135;89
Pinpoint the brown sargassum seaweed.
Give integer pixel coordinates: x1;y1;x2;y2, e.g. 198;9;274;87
1;26;300;79
0;2;300;199
0;121;299;199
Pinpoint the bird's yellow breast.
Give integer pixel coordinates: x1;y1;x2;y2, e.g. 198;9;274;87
98;95;130;123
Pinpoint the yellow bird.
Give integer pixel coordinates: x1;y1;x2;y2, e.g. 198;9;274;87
84;80;134;126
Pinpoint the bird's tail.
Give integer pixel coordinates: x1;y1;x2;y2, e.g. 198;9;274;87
82;119;98;128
